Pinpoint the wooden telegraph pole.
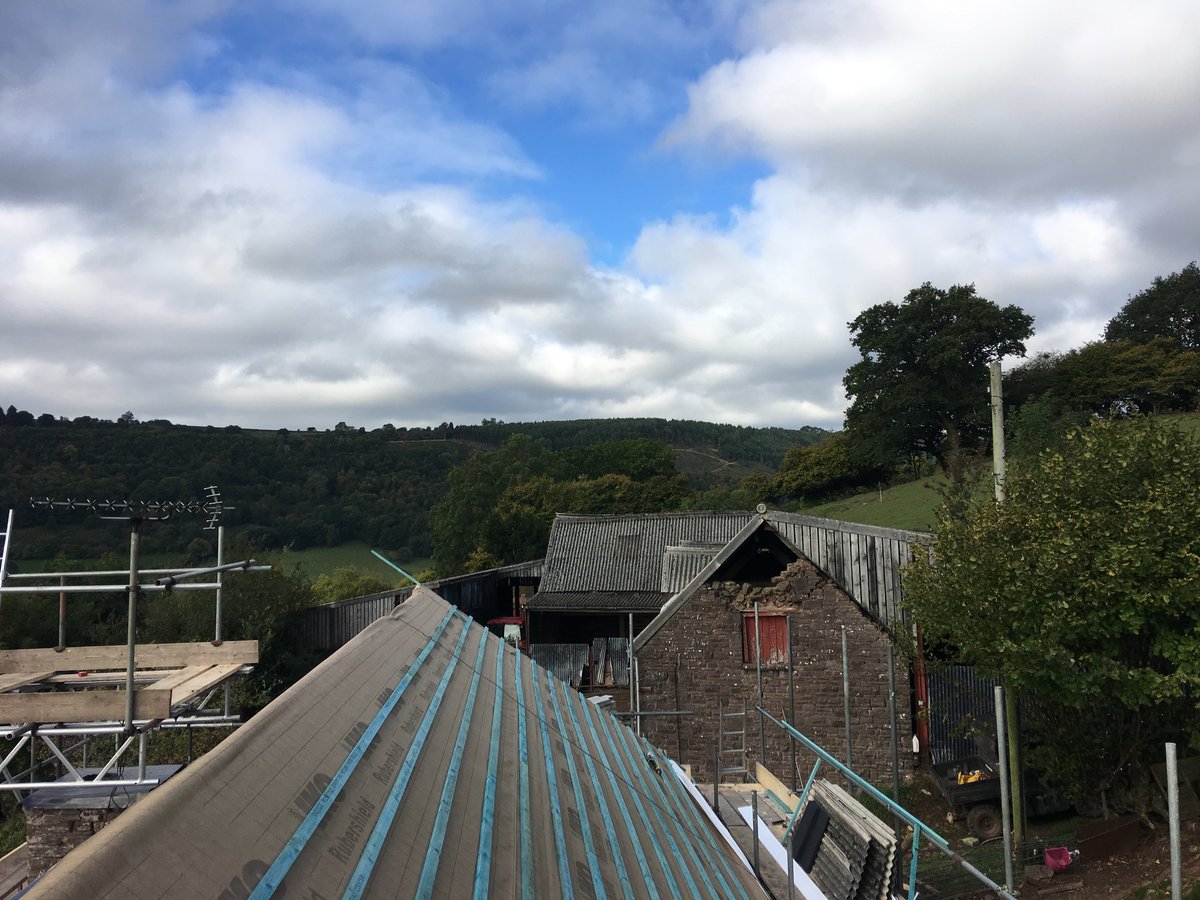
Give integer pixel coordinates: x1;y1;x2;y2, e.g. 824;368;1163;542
990;361;1024;861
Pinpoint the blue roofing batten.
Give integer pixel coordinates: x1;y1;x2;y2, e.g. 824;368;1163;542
343;618;473;898
564;678;659;896
545;674;609;899
472;643;505;899
605;719;727;899
249;607;459;900
531;659;574;898
515;650;534;900
640;740;753;900
547;676;609;900
416;630;490;898
576;696;681;897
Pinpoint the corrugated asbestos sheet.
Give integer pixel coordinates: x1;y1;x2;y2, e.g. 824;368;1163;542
30;587;765;900
541;511;752;593
525;589;663;612
540;511;925;628
661;542;726;593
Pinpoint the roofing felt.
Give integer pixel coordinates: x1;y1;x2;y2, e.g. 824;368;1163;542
29;586;766;900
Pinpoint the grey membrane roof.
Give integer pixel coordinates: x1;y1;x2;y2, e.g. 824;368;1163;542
29;586;765;900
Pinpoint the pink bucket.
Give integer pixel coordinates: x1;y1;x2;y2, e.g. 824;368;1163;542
1044;847;1072;873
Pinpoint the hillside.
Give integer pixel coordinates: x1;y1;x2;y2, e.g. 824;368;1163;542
0;411;827;564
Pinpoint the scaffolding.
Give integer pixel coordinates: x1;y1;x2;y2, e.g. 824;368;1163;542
0;501;269;794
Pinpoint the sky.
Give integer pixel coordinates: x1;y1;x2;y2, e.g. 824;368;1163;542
2;1;1198;432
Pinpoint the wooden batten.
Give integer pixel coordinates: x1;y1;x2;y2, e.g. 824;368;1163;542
0;640;259;674
0;672;56;694
0;689;172;723
167;664;244;706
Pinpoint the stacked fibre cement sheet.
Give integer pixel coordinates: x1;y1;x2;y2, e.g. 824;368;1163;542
29;587;765;900
806;780;899;900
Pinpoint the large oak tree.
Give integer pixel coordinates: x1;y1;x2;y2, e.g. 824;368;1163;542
1105;261;1200;349
843;282;1033;469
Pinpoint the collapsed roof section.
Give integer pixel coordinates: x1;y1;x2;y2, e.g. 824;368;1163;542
29;586;766;900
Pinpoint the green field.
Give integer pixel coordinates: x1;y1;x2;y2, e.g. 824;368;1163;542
799;475;946;533
278;542;429;584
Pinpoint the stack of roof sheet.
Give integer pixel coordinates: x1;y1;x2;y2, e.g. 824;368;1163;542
794;780;899;900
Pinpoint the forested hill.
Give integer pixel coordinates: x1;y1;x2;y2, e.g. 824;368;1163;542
0;409;827;565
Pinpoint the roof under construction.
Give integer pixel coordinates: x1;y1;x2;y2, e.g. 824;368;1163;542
28;586;766;899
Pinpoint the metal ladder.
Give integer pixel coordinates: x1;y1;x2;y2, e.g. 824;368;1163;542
717;698;749;782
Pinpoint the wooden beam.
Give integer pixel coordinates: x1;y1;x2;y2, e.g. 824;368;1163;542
148;666;211;694
0;640;259;674
754;762;800;812
0;689;171;724
0;673;55;694
169;664;243;707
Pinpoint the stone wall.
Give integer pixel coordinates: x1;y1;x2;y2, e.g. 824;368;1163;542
24;805;125;878
637;557;910;785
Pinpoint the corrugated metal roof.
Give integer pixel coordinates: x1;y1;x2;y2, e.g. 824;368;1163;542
525;589;664;612
29;587;765;899
540;511;754;593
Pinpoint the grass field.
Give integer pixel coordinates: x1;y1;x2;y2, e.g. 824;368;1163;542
278;543;430;584
799;475;947;533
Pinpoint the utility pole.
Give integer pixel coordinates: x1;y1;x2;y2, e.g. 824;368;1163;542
991;361;1024;855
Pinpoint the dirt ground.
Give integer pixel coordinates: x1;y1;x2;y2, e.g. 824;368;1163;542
902;776;1200;899
1010;819;1200;899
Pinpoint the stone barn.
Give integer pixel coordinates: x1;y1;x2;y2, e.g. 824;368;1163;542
633;516;912;785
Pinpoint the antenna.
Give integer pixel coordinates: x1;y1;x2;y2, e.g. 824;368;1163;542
30;484;228;529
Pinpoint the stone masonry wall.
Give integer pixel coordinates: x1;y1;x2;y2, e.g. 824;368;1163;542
25;805;125;878
638;557;909;785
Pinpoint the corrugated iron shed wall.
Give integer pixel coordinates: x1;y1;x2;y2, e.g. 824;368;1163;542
301;560;543;651
925;665;998;763
529;643;590;688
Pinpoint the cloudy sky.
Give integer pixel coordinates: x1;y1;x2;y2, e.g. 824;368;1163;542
2;1;1197;431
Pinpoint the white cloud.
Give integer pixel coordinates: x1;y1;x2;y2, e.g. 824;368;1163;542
1;1;1196;434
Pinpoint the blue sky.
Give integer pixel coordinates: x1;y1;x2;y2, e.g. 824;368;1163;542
2;1;1198;430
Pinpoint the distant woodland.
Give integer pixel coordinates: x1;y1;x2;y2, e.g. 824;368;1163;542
0;412;825;570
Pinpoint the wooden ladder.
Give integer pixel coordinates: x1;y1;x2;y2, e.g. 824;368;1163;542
717;698;749;783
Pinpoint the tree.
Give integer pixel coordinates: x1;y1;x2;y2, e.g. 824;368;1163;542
844;283;1033;470
1105;261;1200;349
1005;339;1200;423
904;417;1200;803
772;433;888;502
